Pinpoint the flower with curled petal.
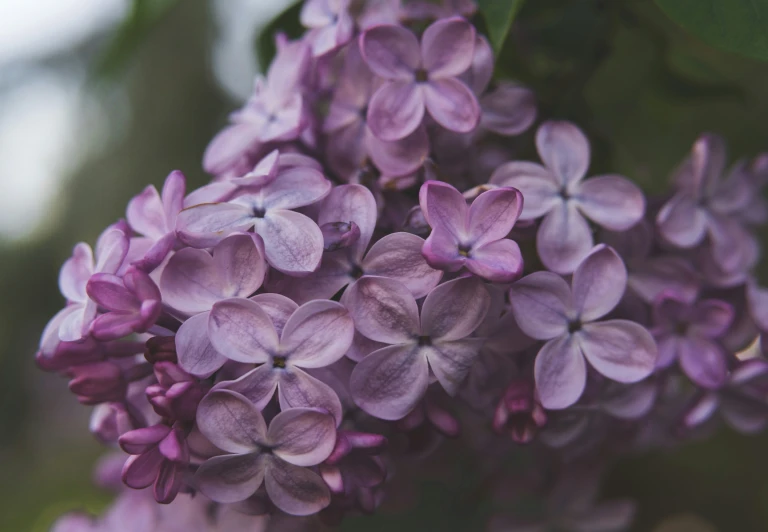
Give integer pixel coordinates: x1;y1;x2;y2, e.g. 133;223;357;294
345;276;490;420
419;180;524;282
176;165;330;275
360;17;480;141
194;390;336;515
508;245;657;409
651;292;734;389
207;297;354;424
491;121;645;274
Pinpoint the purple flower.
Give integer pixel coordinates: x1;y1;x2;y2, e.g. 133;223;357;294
126;170;185;272
207;297;354;423
160;233;266;316
40;227;129;353
274;184;442;303
493;378;547;444
651;293;733;389
345;276;490;420
120;423;189;504
86;267;163;341
478;81;537;137
419;180;524;282
176;164;331;275
657;133;754;274
491;121;646;274
360;17;480;141
509;245;657;409
146;362;208;422
194;390;335;515
301;0;354;57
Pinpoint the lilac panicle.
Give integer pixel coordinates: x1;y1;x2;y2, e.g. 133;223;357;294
36;1;768;527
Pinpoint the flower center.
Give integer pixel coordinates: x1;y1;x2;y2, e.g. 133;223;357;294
272;356;287;369
415;69;429;83
458;244;471;257
418;335;432;347
674;321;689;336
252;206;266;218
349;264;364;279
567;320;582;334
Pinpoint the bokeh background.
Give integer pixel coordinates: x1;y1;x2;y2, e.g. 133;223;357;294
1;0;768;530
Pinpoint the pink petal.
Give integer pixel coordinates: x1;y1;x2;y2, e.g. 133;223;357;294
217;365;280;410
656;193;707;248
195;453;266;504
342;276;420;344
537;201;594;274
250;293;299;336
263;456;331;516
161;170;185;224
690;300;734;339
277;368;343;426
255;210;324;275
269;253;352;305
421;16;475;78
480;82;537;136
350;344;429;420
489;161;560;219
176;312;227;378
196;389;267;454
176;203;254;249
122;449;163;489
94;227;130;274
534;334;587;410
59;243;93;303
362;232;443;298
536;120;590;187
127;185;165;239
577;320;657;383
209;298;278;364
160;248;222;315
571;244;627;322
419;179;468;235
573;174;645;231
268;408;336;466
260;167;331;211
202;123;262;176
423;78;480;133
678;337;728;389
359;24;419;80
318;184;378;259
460;34;493;94
508;272;571;340
421;227;465;272
86;274;137;312
426;338;485;395
467;187;523;247
281;300;354;368
367;124;429;178
420;277;490;341
367;81;424;141
465;238;524;283
212;233;266;297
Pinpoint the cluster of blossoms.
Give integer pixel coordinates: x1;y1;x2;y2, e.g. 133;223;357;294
43;0;768;530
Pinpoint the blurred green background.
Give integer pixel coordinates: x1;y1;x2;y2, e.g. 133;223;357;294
1;0;768;530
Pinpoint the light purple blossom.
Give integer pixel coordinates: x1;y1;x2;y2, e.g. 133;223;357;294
207;297;354;423
346;276;490;420
301;0;354;57
491;121;646;274
419;180;524;282
509;245;657;409
360;17;480;141
194;390;335;515
651;293;733;389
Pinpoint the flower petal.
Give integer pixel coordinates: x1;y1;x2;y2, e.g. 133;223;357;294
420;276;490;341
421;16;475;78
263;456;331;516
277;368;343;426
465;238;524;283
268;408;336;466
255;210;324;275
656;193;707;248
421;227;465;272
318;184;378;259
176;203;254;249
535;120;590;187
342;276;420;343
122;449;164;489
489;161;560;220
176;312;227;378
534;335;587;410
209;298;278;364
212;233;266;299
467;187;523;247
269;253;352;305
367;81;424;141
195;453;266;504
350;344;429;420
537;201;594;274
678;336;728;389
508;272;571;340
427;338;485;395
260;167;331;211
480;82;537;136
572;174;645;231
571;244;627;322
59;243;94;303
250;293;299;336
423;78;480;133
367;124;429;178
196;389;267;454
578;320;657;383
690;299;734;339
362;232;443;298
127;185;165;239
281;300;354;368
159;248;221;315
217;365;280;411
359;24;419;80
419;179;468;236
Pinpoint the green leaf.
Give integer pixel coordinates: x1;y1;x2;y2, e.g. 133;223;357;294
255;1;303;72
656;0;768;61
477;0;525;53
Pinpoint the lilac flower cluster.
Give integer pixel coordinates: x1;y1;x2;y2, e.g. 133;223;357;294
43;0;768;529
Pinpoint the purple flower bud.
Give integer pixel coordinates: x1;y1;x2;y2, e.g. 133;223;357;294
144;335;177;364
493;379;547;443
321;221;361;251
146;362;207;421
67;361;128;405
